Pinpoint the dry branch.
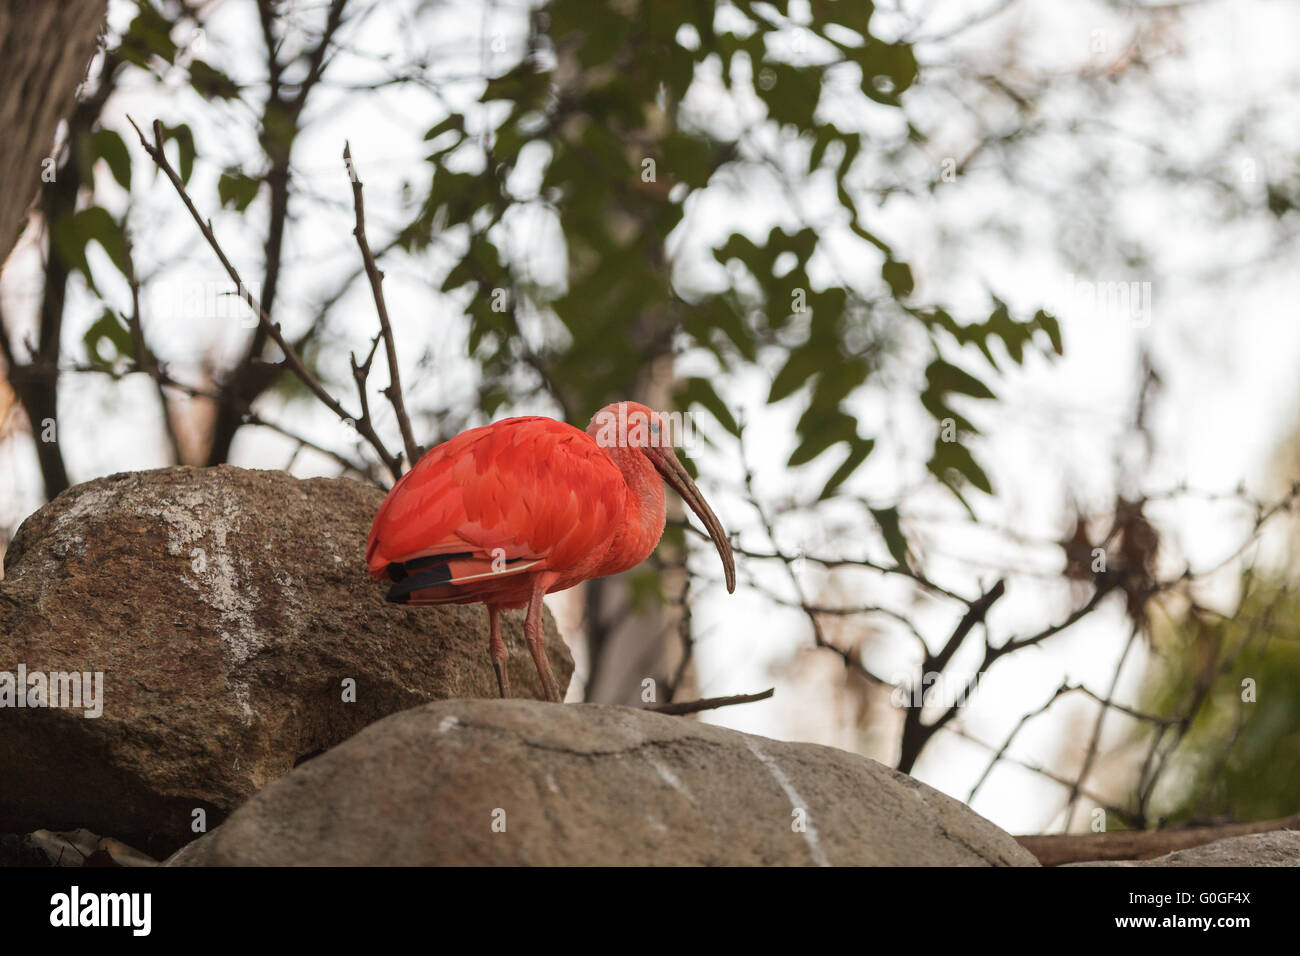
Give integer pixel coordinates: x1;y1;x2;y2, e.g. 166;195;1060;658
648;688;775;716
344;142;421;468
1017;812;1300;866
127;116;405;481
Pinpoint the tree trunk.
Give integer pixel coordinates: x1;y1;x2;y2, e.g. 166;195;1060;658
0;0;107;501
0;0;107;267
582;355;689;704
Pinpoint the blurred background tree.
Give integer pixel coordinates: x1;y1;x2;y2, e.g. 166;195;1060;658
1139;577;1300;825
1122;426;1300;829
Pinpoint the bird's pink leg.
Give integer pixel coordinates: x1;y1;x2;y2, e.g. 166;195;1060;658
487;605;510;698
525;574;563;702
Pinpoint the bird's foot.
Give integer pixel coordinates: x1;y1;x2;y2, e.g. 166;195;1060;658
542;673;562;703
493;658;511;699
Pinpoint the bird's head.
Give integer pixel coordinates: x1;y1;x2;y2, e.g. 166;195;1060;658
588;401;736;593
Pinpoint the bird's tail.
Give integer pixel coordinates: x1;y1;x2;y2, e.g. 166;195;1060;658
382;552;542;604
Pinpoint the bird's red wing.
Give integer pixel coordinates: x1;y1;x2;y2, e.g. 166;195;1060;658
366;416;627;588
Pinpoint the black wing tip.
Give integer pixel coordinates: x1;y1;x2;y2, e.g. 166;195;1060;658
385;562;458;601
391;552;471;576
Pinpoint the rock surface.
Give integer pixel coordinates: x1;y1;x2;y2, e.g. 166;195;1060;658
1069;830;1300;867
166;699;1038;866
0;466;573;857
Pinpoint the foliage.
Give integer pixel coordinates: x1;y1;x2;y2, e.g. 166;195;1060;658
1140;576;1300;823
400;0;1060;505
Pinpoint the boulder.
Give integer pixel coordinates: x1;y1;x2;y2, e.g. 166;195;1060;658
0;466;573;857
1068;830;1300;867
166;699;1038;866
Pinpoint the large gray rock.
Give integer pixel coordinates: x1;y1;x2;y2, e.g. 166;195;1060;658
1069;830;1300;867
166;699;1038;866
0;466;573;857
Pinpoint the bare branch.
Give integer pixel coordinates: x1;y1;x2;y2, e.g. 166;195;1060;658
344;142;421;468
648;688;775;716
1018;812;1300;867
126;115;404;482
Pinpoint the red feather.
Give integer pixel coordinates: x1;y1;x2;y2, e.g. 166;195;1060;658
366;416;631;607
364;401;734;702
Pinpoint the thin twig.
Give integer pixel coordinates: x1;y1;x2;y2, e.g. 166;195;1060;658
126;115;404;481
121;235;184;465
344;142;421;467
737;424;889;687
968;681;1075;802
897;579;1007;773
1063;624;1140;830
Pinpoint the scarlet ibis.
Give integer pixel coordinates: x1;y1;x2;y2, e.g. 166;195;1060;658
366;401;736;702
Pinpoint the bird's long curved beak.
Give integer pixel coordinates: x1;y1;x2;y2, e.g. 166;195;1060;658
647;446;736;593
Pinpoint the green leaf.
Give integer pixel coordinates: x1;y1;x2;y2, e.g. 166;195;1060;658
423;115;466;141
1035;309;1064;355
758;62;823;127
808;124;837;172
119;2;180;69
987;299;1028;364
483;63;547;108
926;357;995;400
819;438;875;499
83;309;134;372
218;169;261;211
870;505;910;567
936;472;976;519
920;390;978;436
702;297;757;363
821;0;876;38
90;129;132;189
51;206;130;292
562;0;634;67
678;376;740;437
423;114;467;161
769;347;822;403
929;437;993;495
660;130;715;189
188;60;241;100
848;41;919;104
789;406;859;466
160;123;197;185
882;258;914;298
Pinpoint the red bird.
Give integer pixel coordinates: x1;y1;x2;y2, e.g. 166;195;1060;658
366;401;736;702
